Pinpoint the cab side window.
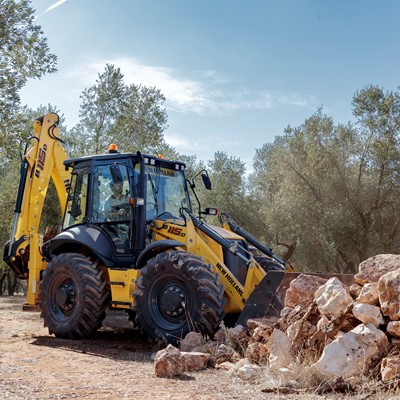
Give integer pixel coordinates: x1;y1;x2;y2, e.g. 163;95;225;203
63;168;89;229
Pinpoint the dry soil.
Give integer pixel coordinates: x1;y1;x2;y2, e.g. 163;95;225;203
0;295;284;400
0;295;390;400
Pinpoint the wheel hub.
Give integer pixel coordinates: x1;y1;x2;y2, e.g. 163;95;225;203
161;286;186;317
55;282;76;311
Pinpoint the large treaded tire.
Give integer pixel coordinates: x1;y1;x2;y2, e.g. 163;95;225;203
39;253;110;338
254;255;285;271
133;251;225;345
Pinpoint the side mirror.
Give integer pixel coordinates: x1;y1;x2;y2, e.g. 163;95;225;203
201;173;212;190
110;164;122;182
204;207;218;216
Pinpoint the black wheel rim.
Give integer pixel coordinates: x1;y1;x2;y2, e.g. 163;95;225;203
149;276;194;331
49;277;77;319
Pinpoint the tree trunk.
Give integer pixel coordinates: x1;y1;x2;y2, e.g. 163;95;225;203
6;273;20;295
0;270;8;295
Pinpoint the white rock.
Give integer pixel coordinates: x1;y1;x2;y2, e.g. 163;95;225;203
233;358;252;371
316;315;330;331
352;303;384;327
237;364;263;381
387;321;400;337
312;323;389;379
314;277;353;318
356;282;379;305
267;328;294;370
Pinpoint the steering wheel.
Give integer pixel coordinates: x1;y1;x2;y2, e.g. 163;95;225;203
112;203;130;213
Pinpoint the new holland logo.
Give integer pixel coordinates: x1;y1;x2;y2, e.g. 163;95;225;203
216;262;244;296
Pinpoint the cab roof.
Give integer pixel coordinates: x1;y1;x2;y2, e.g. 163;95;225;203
64;151;186;171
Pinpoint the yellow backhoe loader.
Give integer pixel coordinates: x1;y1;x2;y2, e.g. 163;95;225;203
3;113;344;344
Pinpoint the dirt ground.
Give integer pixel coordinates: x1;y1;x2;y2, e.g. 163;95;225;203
1;295;392;400
0;295;285;400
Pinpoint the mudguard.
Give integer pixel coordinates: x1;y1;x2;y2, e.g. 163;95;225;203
136;239;186;269
43;224;114;266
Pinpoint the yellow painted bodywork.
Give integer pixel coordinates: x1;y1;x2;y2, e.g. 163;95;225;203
12;114;71;306
15;114;279;317
149;218;269;314
107;268;141;309
104;218;269;314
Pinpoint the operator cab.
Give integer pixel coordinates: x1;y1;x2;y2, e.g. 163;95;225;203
55;151;191;266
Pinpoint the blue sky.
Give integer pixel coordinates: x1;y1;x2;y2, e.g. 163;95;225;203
20;0;400;172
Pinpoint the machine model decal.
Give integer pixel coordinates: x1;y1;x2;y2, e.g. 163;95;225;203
216;262;244;297
35;144;47;178
167;226;185;237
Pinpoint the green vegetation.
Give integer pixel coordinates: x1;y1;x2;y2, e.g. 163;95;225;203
2;1;400;293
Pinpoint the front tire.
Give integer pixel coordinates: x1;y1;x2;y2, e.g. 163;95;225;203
39;253;110;338
133;251;225;345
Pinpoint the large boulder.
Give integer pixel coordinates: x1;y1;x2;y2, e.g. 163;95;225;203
284;274;328;308
312;323;389;379
352;303;384;327
314;277;353;319
379;269;400;320
355;254;400;285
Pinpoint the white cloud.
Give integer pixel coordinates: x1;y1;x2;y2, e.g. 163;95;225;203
67;56;317;116
45;0;68;13
163;133;200;151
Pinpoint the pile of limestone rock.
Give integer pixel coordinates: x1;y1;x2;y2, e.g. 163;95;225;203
154;254;400;388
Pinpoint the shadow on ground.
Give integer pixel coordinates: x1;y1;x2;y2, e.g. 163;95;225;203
31;309;158;362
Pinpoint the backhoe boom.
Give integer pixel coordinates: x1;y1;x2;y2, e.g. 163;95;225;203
3;113;71;307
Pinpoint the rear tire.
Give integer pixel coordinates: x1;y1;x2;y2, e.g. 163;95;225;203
254;255;285;271
39;253;110;338
133;251;225;345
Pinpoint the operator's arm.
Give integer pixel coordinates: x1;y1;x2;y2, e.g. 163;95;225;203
102;197;128;220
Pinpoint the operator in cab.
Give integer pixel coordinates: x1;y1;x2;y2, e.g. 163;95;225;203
102;179;130;221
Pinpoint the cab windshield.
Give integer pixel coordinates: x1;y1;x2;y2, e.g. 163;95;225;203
140;165;191;221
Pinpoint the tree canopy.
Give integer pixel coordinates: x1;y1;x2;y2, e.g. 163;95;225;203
249;86;400;273
0;0;56;130
67;64;172;157
2;2;400;291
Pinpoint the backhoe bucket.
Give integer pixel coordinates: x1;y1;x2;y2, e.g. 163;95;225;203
235;271;355;327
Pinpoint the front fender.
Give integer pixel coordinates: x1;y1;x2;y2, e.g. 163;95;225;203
136;239;186;269
43;224;114;266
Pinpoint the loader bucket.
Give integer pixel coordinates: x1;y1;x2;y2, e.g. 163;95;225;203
235;271;355;327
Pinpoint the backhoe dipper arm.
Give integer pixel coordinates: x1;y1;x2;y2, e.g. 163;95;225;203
3;113;71;306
